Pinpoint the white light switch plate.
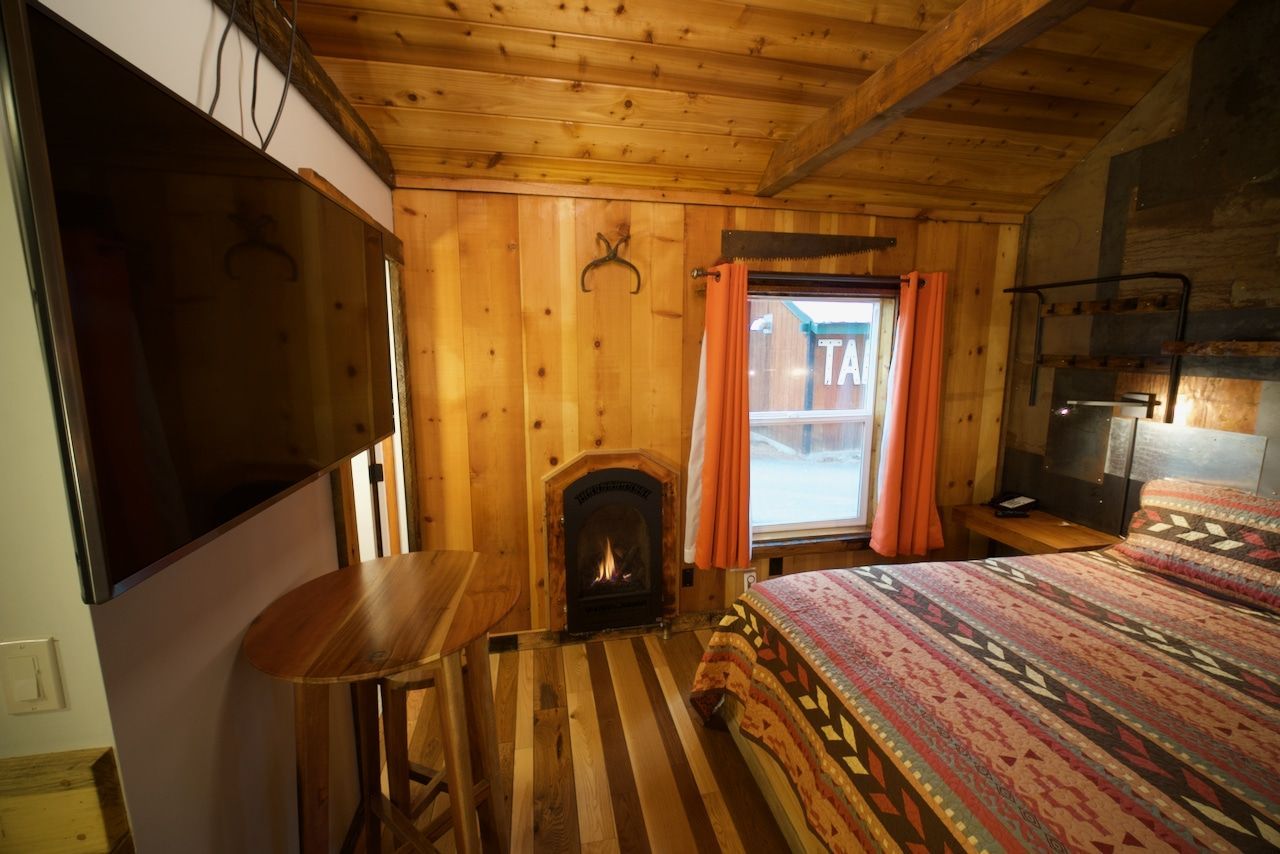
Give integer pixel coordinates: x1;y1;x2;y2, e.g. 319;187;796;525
1;638;66;713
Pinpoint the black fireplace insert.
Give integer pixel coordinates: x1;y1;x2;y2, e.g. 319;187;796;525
563;467;664;633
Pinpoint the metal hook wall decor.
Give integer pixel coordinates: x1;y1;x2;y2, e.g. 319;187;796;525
580;232;641;294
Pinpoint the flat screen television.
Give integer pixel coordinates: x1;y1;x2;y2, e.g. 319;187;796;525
1;1;394;603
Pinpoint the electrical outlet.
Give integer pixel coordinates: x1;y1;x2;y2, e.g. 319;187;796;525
681;567;694;588
2;638;66;714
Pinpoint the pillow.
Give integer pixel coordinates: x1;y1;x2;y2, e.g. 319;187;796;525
1110;478;1280;614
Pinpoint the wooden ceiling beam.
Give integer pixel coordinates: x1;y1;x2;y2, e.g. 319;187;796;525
320;55;1130;145
320;58;823;140
755;0;1091;197
211;0;394;186
362;105;1061;194
393;172;1027;224
385;146;1042;213
360;105;776;172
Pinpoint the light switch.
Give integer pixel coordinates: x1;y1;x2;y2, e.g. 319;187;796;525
9;656;41;702
1;638;65;714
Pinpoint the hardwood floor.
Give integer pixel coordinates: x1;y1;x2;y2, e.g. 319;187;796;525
396;628;790;853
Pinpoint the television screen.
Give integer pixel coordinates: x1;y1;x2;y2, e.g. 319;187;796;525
6;3;394;602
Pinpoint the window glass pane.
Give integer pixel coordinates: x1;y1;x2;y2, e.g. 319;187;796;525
750;421;867;527
749;298;877;413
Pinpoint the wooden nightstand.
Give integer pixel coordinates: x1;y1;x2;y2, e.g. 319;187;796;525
952;504;1122;555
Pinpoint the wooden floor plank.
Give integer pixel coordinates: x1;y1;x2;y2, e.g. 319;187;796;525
603;639;700;853
512;649;535;853
404;686;424;750
640;635;718;795
585;642;651;854
533;645;566;711
407;683;442;773
642;635;746;854
562;644;619;848
492;648;520;852
532;648;580;852
662;631;792;853
629;638;723;853
700;790;746;854
494;649;520;747
396;631;785;853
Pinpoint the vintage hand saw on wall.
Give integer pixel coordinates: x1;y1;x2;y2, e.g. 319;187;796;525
721;230;895;261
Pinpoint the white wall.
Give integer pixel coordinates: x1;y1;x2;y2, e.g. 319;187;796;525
8;0;394;850
87;483;356;853
0;113;114;759
40;0;392;230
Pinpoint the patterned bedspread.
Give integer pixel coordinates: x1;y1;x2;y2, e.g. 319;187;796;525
691;551;1280;852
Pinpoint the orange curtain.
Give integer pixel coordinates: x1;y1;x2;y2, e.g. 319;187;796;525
683;262;752;569
870;271;946;557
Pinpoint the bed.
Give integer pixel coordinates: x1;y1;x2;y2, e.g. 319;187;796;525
691;479;1280;852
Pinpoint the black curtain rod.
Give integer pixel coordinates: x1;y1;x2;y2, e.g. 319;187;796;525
690;268;914;289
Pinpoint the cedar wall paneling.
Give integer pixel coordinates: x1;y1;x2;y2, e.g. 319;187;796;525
396;190;1020;631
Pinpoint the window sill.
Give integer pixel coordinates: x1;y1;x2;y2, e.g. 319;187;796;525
751;529;871;559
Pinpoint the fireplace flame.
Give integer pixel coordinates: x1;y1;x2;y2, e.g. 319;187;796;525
593;536;630;585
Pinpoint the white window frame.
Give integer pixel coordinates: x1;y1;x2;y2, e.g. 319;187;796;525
749;299;882;536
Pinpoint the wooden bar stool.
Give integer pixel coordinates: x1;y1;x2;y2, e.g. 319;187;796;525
245;550;517;854
380;635;510;853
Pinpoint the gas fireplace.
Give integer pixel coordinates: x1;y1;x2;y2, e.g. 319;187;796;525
546;451;679;634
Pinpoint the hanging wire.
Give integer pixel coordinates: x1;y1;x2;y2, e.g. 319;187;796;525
206;0;297;152
248;0;267;148
206;0;239;116
260;0;299;151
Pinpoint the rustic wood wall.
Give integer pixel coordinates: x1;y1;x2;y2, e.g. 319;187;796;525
397;189;1019;631
1003;0;1280;524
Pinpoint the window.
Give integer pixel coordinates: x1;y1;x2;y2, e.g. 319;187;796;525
748;296;892;536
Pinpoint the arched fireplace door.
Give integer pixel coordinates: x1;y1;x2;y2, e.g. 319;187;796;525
545;451;679;634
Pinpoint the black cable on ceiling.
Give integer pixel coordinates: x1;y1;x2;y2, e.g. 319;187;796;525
207;0;297;153
206;0;239;116
260;0;298;152
248;0;266;148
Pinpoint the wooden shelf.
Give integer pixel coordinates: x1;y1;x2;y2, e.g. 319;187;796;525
1011;271;1190;409
1041;294;1180;317
1037;354;1171;372
952;504;1122;555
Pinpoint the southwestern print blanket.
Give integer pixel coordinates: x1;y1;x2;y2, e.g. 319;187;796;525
691;551;1280;853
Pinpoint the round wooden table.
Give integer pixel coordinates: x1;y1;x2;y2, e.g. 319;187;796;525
243;550;518;854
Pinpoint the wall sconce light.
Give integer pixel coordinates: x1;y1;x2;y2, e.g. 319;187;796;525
1061;392;1159;420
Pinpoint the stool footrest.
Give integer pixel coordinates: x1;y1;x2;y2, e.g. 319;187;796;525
409;764;448;821
408;768;493;822
408;761;443;785
379;638;508;854
384;655;472;692
373;795;441;854
418;780;490;845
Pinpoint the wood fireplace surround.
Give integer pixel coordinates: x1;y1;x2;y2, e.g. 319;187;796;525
545;450;679;634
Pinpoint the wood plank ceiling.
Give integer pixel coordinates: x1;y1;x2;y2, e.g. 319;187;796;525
296;0;1234;218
